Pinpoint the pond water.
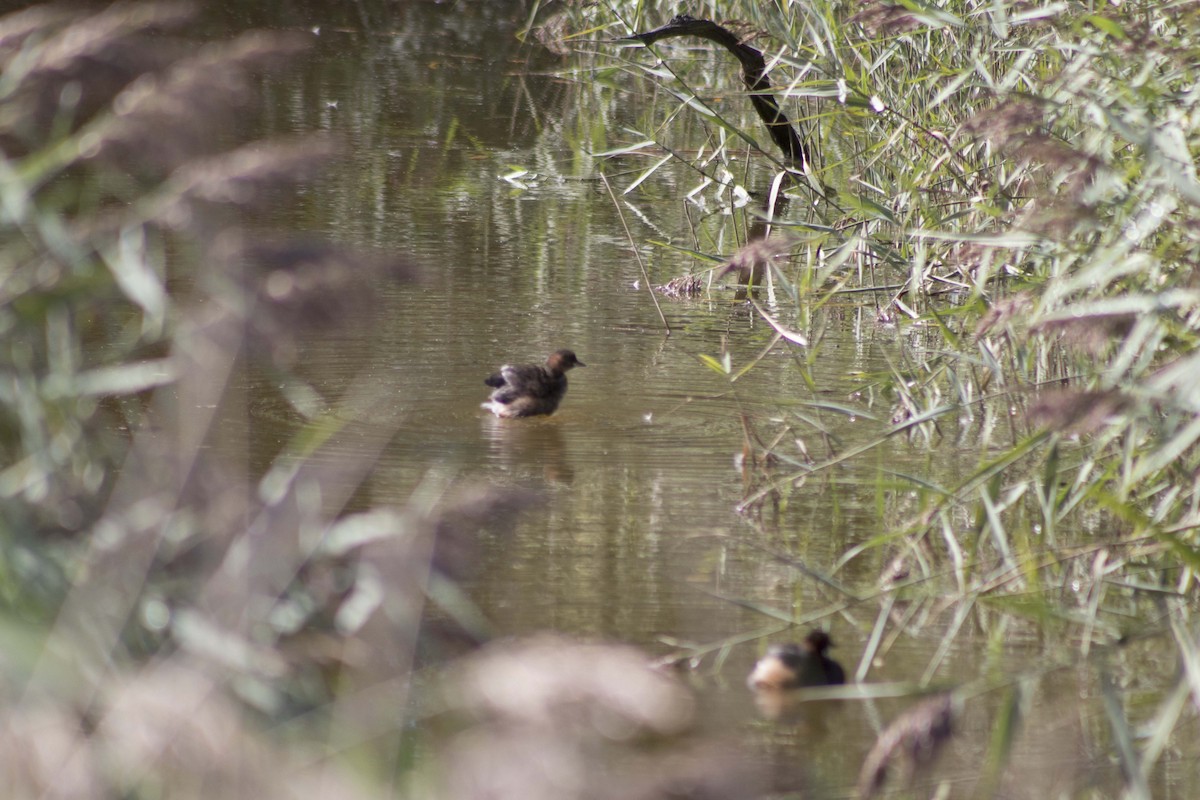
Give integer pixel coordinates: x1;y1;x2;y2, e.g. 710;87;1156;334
199;1;1194;796
237;0;925;662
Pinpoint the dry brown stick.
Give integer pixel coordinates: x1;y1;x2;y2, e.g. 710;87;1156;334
624;15;810;168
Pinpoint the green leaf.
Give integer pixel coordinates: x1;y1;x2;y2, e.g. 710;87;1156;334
1083;14;1127;39
698;353;730;375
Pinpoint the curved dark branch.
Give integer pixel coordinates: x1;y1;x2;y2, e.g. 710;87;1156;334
623;16;809;169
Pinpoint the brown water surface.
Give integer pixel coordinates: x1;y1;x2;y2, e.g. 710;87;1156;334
236;1;908;651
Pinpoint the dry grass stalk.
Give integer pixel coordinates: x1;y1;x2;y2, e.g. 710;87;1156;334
716;233;798;282
156;138;338;225
439;636;769;800
91;30;309;172
1030;311;1137;356
974;292;1034;340
850;1;924;36
961;98;1106;237
1027;388;1129;435
207;233;417;365
960;98;1048;143
450;635;695;735
857;694;956;799
0;3;193;148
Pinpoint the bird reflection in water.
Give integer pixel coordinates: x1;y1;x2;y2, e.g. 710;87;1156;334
481;414;573;485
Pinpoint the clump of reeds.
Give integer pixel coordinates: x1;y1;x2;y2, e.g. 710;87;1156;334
565;0;1200;793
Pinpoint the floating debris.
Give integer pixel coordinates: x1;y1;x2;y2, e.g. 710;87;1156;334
656;274;706;298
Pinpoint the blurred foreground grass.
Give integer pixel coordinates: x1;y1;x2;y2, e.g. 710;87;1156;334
0;4;434;796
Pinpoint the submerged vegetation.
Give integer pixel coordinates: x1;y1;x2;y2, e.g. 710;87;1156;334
3;0;1200;797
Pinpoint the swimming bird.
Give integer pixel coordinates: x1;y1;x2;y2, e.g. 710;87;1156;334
482;349;585;418
747;629;845;690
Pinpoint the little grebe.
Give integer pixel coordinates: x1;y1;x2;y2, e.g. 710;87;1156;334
747;629;845;690
482;349;585;418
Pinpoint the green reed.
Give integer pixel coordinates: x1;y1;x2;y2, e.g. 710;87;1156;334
571;0;1200;795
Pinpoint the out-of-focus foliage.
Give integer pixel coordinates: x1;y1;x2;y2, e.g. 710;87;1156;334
0;4;438;797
